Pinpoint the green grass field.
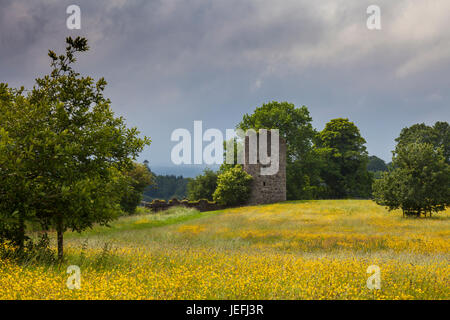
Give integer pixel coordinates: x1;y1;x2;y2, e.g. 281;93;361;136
1;200;449;299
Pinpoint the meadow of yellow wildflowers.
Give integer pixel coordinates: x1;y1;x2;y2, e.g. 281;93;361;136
0;200;448;300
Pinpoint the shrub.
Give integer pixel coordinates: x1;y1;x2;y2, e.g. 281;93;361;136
187;168;218;201
213;166;252;206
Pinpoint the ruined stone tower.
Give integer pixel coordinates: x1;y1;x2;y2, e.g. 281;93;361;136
243;131;287;205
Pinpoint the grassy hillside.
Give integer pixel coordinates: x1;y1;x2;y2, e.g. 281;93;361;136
1;200;449;299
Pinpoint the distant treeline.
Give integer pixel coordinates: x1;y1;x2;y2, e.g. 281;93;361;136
142;161;190;201
170;102;449;204
143;155;389;203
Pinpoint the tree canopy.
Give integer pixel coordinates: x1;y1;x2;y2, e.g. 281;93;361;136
238;101;315;161
0;37;150;259
237;101;320;199
143;161;190;201
367;156;388;172
373;143;450;217
315;118;372;198
395;122;449;163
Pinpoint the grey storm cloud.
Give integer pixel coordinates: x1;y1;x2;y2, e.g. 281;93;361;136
1;0;449;165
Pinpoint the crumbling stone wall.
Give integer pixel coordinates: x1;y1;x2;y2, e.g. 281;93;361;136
243;131;287;205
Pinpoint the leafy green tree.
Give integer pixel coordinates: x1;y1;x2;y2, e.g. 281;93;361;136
373;143;450;217
395;122;449;163
120;163;154;214
238;101;320;199
367;156;388;172
187;168;218;201
315;118;372;198
213;166;252;206
0;37;150;259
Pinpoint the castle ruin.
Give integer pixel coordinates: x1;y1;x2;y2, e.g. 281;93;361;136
243;131;287;205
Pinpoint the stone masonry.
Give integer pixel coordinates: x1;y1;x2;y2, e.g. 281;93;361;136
243;131;287;205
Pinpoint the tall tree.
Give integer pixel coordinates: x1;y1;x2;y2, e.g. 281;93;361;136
315;118;372;198
373;143;450;217
238;101;320;199
1;37;150;259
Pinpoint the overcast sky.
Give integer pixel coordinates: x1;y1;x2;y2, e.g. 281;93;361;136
1;0;449;166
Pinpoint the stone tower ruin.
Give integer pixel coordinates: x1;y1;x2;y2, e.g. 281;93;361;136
243;131;287;205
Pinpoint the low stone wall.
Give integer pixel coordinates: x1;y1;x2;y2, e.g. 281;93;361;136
142;198;223;213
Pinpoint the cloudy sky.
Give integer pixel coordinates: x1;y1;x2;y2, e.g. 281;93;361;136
1;0;449;167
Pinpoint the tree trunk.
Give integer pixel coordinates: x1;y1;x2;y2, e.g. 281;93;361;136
56;215;64;261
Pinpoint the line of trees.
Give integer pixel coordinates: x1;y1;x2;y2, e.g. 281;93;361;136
187;102;373;203
142;160;190;201
187;101;449;217
189;102;375;202
238;101;373;199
